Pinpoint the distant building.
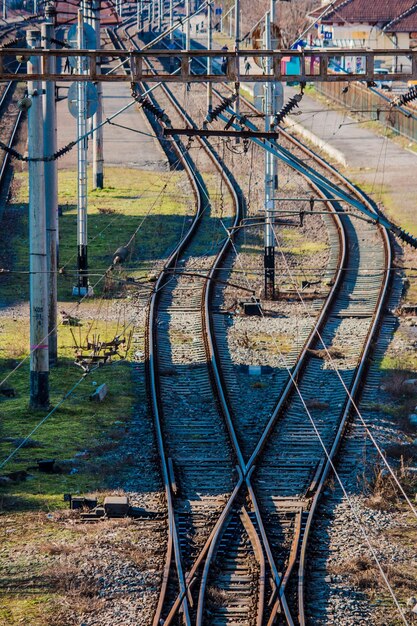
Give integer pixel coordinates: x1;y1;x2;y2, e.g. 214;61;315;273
309;0;417;50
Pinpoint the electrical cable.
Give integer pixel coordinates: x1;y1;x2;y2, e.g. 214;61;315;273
270;223;417;521
220;223;410;625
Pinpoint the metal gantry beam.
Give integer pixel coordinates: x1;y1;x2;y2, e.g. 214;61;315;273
2;48;417;82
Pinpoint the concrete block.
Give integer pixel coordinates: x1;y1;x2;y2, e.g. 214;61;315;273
104;495;129;518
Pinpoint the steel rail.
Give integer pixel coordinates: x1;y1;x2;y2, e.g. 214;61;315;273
129;31;354;626
129;31;287;625
121;23;264;626
296;198;392;626
209;84;393;624
109;26;203;626
123;25;392;626
227;88;393;624
124;23;287;626
112;23;266;624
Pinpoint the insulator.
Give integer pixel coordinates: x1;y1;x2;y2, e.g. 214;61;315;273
398;229;417;248
206;92;238;123
138;95;170;124
392;86;417;108
274;92;304;126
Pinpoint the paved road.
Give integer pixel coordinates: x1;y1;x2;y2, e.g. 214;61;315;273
285;85;417;227
56;80;168;171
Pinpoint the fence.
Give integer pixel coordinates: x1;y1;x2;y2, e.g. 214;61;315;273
315;80;417;143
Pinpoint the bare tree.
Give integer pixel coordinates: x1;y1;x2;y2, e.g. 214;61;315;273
218;0;319;47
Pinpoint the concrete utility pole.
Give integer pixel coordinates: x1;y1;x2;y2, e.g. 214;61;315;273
207;0;212;115
27;29;49;408
92;0;104;189
42;8;58;366
263;10;275;299
75;8;90;296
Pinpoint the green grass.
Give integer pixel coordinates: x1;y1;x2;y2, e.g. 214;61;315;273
0;317;136;510
280;227;328;256
0;167;191;302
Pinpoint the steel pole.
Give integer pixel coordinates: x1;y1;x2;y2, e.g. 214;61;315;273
151;0;155;30
137;0;140;31
42;14;58;366
207;1;212;114
27;29;49;408
169;0;173;39
92;0;104;189
264;10;275;299
271;0;278;193
76;9;89;295
3;0;6;21
234;0;240;132
186;0;190;50
158;0;162;30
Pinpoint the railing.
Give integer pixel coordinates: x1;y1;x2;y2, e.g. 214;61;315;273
315;79;417;142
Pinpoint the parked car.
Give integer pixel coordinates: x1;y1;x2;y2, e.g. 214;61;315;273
374;68;392;91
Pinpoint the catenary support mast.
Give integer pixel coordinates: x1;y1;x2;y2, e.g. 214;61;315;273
92;0;104;189
27;29;49;408
42;7;58;365
264;9;275;299
75;7;90;295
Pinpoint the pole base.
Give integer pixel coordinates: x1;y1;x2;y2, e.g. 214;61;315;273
93;172;104;189
264;246;275;301
72;285;94;297
30;371;49;409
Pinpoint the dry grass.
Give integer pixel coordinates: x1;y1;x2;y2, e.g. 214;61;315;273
383;371;417;397
207;585;236;606
363;464;417;511
308;347;344;360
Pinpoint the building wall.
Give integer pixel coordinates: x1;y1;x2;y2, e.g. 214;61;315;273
320;22;411;49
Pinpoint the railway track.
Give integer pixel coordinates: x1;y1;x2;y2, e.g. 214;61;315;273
0;9;402;626
109;26;249;625
111;20;395;626
0;20;31;197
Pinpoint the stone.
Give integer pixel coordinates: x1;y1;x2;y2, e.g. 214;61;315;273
104;495;130;518
90;383;108;402
409;414;417;426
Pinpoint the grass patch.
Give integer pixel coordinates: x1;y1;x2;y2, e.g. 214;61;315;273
280;227;328;256
0;317;136;510
0;167;191;302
